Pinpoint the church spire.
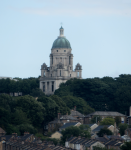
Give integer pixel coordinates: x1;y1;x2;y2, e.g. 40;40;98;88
59;26;64;37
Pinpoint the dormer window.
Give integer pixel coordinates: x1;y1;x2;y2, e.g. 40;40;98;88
78;67;79;69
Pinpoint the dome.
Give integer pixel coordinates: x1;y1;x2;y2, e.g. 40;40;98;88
52;37;71;49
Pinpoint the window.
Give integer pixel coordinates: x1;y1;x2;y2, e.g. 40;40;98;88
51;74;52;77
77;72;79;77
43;84;45;92
78;67;79;69
57;50;58;52
60;70;61;76
70;67;71;70
70;74;71;77
64;50;66;52
44;71;45;77
52;57;53;64
69;56;71;64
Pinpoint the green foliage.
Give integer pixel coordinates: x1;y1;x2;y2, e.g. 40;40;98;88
91;116;102;124
55;75;131;115
61;96;94;115
100;117;115;125
115;116;121;126
61;125;91;145
0;94;43;135
120;142;131;150
0;77;39;95
119;123;128;136
30;88;45;97
17;124;37;135
97;127;113;137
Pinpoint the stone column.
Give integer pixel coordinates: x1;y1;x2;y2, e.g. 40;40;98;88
40;81;43;91
71;57;73;67
45;82;47;94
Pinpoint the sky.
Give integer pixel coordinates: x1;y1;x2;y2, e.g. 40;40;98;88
0;0;131;79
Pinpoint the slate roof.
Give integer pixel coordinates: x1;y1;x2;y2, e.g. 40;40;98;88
0;127;6;134
67;137;103;148
92;125;112;132
60;115;78;120
60;122;80;129
96;137;109;143
21;134;33;141
1;135;12;141
70;110;85;117
85;124;95;127
104;139;123;146
85;111;126;117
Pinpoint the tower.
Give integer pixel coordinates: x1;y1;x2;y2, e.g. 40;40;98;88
39;27;82;95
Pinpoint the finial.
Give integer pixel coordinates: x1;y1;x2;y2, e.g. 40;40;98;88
59;23;64;36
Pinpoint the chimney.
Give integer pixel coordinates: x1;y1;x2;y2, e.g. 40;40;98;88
58;113;61;119
12;133;17;136
24;132;29;136
74;106;76;111
97;121;99;126
129;106;131;116
118;133;120;137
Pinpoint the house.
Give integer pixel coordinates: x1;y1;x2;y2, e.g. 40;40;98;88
48;110;83;132
0;127;6;136
85;124;98;131
50;131;62;139
121;135;130;142
59;122;81;131
65;136;105;150
125;128;131;139
104;139;123;150
70;106;85;124
92;125;115;134
84;111;126;124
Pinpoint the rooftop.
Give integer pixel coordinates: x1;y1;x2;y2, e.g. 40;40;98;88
85;111;126;117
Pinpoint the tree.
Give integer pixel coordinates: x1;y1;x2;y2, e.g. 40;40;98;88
100;117;115;125
61;125;91;145
30;88;45;97
91;116;102;124
120;142;131;150
115;116;121;126
97;127;113;137
119;123;128;136
17;124;37;135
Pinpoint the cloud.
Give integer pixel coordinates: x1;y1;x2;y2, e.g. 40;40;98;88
9;0;131;17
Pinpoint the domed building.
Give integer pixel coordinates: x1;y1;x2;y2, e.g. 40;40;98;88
39;27;82;95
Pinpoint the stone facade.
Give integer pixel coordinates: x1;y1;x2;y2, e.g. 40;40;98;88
39;27;82;95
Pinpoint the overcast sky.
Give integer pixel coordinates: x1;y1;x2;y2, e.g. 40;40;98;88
0;0;131;79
